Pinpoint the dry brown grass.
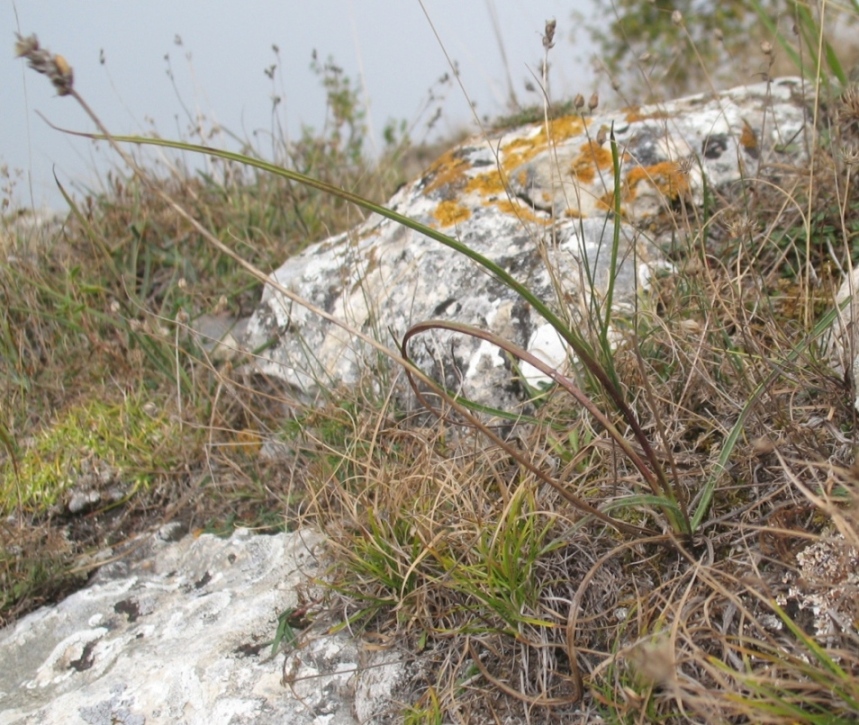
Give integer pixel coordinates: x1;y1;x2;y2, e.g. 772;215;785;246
292;343;859;722
276;77;859;722
1;37;414;628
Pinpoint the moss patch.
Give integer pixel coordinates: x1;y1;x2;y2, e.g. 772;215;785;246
1;393;183;515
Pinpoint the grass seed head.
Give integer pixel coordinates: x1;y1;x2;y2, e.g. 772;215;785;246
839;84;859;137
15;33;74;96
543;19;557;50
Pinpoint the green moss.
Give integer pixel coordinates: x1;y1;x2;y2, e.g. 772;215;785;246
1;393;182;515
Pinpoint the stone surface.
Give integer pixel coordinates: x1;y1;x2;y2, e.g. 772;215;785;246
829;267;859;409
242;77;811;409
0;528;403;725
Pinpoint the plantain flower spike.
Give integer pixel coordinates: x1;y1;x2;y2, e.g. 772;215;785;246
15;33;74;96
543;19;556;50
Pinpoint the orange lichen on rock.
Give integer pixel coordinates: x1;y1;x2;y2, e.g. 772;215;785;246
501;136;540;172
494;199;552;224
499;115;588;171
541;115;588;143
422;149;472;194
421;115;595;221
465;170;507;196
569;139;614;184
432;200;472;227
626;161;690;201
594;192;616;213
623;108;669;123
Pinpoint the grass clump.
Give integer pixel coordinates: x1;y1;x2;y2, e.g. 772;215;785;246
6;4;859;722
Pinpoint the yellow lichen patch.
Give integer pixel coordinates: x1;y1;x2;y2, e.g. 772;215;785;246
624;108;669;123
501;136;541;172
569;140;614;184
542;115;588;143
465;170;507;196
626;161;690;201
422;148;472;194
433;200;472;227
494;199;552;225
500;115;588;171
595;192;616;213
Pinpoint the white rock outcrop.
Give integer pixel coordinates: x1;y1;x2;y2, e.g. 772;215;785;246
243;78;811;409
830;266;859;409
0;528;402;725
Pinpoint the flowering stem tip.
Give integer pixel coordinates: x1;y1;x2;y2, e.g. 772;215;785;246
15;33;74;96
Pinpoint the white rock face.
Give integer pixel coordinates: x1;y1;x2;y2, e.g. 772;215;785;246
242;78;811;409
0;528;402;725
829;267;859;409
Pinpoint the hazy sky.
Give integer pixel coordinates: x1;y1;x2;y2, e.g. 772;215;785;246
3;1;599;211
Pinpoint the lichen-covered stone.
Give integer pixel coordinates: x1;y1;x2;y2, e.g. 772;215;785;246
243;78;811;408
773;533;859;643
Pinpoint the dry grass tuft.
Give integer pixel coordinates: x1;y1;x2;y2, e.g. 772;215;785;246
298;361;859;721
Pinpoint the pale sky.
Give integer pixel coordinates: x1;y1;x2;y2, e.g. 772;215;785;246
3;1;599;211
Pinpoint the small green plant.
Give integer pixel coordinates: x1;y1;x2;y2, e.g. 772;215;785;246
446;486;564;633
0;394;180;516
403;687;443;725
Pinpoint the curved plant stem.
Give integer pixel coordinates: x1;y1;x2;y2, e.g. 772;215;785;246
53;125;687;534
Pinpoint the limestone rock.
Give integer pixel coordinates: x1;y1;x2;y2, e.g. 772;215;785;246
828;267;859;409
242;78;811;408
0;528;402;724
